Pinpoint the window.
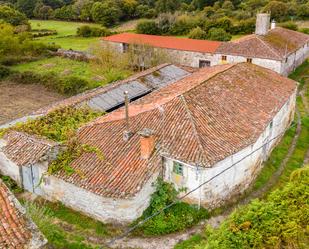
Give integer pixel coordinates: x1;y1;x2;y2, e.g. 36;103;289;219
247;58;252;63
221;55;227;61
199;60;211;68
285;57;288;63
122;43;129;53
270;121;273;129
173;162;184;176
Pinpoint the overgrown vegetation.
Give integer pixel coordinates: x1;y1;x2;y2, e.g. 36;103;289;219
0;175;23;194
133;178;209;236
1;107;103;142
23;199;120;249
196;166;309;249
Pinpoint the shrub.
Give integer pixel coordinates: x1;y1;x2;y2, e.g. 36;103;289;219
132;178;209;236
170;14;196;35
0;5;28;26
0;65;12;79
199;166;309;249
77;25;111;37
279;21;298;31
300;28;309;35
9;71;89;96
188;27;207;40
207;28;232;41
136;20;161;35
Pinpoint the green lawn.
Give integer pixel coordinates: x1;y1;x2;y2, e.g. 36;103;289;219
12;57;97;82
30;20;102;51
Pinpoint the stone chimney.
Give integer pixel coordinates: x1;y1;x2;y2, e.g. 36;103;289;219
271;19;276;30
138;128;155;160
255;13;271;36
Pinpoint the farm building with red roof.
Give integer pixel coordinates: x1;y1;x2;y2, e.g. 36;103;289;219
0;63;297;223
102;14;309;76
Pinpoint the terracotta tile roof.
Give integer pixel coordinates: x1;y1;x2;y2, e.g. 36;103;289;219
0;180;46;248
217;27;309;60
102;33;222;53
3;131;58;167
55;63;297;198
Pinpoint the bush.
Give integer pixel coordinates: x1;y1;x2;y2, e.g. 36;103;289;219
132;178;209;236
207;27;232;41
136;20;161;35
188;27;207;40
279;21;298;31
0;5;28;26
9;71;89;96
77;25;111;37
170;14;196;35
199;166;309;249
0;65;12;79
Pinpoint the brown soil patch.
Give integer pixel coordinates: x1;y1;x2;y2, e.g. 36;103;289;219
0;81;63;125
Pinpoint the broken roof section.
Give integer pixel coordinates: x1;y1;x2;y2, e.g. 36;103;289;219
102;33;222;53
35;64;192;115
0;180;47;248
217;27;309;60
54;63;297;199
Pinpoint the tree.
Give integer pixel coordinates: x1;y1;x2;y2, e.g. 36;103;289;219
155;0;180;13
91;1;122;26
0;5;28;26
16;0;37;17
188;27;207;39
207;27;232;41
263;1;289;21
121;0;138;19
34;2;53;20
136;20;160;35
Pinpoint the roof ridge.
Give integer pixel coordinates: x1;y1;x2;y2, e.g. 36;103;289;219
255;35;283;59
179;95;209;167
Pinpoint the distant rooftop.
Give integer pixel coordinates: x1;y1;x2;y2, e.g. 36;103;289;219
102;33;222;53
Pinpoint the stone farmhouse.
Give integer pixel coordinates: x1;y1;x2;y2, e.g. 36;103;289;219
102;13;309;76
0;179;47;248
0;63;297;223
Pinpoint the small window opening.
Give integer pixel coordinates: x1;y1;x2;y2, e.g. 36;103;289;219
247;58;252;63
199;60;211;68
270;121;273;129
173;162;184;176
221;55;227;61
122;43;129;53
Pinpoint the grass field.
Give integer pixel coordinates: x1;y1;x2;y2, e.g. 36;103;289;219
30;20;102;51
12;57;98;83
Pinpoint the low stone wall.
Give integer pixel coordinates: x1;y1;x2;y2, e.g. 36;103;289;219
56;49;95;62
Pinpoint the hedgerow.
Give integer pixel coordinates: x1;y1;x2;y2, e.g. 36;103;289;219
133;178;209;236
198;166;309;249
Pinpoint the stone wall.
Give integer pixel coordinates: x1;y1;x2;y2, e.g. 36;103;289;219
39;173;159;224
164;90;296;209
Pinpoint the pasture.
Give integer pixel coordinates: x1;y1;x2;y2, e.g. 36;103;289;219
30;20;102;51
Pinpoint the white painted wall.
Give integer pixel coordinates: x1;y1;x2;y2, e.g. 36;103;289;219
164;90;296;209
0;140;22;185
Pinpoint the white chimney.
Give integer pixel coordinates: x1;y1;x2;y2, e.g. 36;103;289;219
255;13;271;36
271;19;276;30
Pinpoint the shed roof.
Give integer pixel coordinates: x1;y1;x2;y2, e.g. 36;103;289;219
0;180;47;248
102;33;222;53
55;63;297;199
